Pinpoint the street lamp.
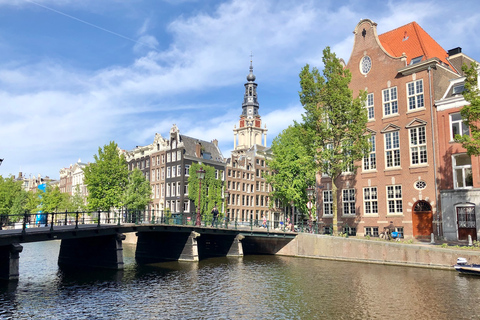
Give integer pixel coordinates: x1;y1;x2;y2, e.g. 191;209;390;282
0;159;3;166
224;190;230;223
195;167;206;226
306;186;315;233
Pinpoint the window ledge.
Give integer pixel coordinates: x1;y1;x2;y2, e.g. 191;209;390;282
382;114;400;120
406;107;426;114
363;214;379;217
362;169;378;174
386;213;404;217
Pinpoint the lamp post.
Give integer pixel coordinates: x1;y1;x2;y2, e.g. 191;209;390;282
306;186;315;233
0;159;3;166
224;190;230;226
196;167;206;226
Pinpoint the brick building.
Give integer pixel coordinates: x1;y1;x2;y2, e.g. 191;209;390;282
317;19;474;239
225;61;286;226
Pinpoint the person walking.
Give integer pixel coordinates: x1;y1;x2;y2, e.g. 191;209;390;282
211;206;219;227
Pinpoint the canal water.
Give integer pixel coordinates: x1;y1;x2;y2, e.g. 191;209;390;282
1;241;480;319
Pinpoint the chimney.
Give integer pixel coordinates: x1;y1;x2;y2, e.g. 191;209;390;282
448;47;462;56
196;142;202;158
212;139;218;147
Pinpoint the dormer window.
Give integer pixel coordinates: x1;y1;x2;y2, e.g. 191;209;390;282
453;84;465;94
410;56;423;65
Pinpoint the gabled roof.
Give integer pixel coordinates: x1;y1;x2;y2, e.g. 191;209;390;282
180;134;225;163
378;21;451;69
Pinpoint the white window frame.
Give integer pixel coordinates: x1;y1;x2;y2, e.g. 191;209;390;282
167;167;171;179
382;87;398;116
453;153;473;189
450;112;469;140
407;79;424;111
363;135;376;171
366;93;374;120
409;126;427;165
385;131;400;168
363;187;378;215
323;190;333;216
387;185;403;214
342;189;355;215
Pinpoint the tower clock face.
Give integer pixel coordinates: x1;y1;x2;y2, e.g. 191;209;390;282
360;56;372;75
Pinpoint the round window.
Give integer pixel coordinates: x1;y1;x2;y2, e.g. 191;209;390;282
414;180;427;190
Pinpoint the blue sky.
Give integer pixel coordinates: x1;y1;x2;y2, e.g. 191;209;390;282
1;0;480;179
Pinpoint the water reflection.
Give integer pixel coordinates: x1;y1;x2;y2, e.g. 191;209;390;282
1;241;480;319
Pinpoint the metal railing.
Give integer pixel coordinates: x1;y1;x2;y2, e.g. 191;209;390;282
0;210;342;236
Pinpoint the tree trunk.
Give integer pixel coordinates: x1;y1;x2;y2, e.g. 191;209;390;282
332;180;338;235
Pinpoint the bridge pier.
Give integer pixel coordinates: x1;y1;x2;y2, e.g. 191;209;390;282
0;243;23;281
135;231;200;263
58;233;126;269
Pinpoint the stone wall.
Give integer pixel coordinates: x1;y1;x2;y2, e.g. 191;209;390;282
276;233;480;270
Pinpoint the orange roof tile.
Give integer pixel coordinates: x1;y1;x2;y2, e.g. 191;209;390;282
378;21;452;70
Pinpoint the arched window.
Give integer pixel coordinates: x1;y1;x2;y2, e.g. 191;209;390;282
414;200;431;212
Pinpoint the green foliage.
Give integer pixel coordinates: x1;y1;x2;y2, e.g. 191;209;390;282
0;176;27;216
124;168;152;211
457;62;480;155
69;185;87;212
188;163;223;217
298;47;370;234
83;141;129;211
40;182;69;212
265;124;315;216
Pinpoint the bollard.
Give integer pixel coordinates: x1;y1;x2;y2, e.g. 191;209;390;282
430;233;435;244
468;234;473;246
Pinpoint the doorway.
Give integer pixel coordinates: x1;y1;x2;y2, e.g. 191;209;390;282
456;206;477;241
412;200;433;238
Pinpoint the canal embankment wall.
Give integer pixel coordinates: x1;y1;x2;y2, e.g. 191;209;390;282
276;233;480;270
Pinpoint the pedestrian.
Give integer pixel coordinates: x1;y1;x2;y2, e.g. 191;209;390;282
262;215;267;228
211;206;219;227
386;221;395;240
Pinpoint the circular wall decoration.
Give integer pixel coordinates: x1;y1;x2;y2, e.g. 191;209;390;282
414;180;427;190
360;56;372;75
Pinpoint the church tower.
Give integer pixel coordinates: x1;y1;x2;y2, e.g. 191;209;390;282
233;60;267;151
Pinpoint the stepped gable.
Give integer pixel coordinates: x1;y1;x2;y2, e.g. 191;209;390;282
378;21;451;69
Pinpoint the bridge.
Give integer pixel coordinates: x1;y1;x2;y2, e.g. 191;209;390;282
0;212;296;280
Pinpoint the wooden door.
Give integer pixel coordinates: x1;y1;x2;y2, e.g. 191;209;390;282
412;201;433;238
457;206;477;241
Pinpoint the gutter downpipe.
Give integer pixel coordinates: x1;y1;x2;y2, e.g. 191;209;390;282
428;66;440;238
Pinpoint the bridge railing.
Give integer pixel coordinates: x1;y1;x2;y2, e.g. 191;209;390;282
0;210;339;236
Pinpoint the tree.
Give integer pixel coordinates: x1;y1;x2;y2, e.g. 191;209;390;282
456;62;480;155
40;182;68;213
265;124;315;228
123;168;152;211
0;176;28;222
69;185;87;212
188;163;223;221
83;141;129;211
299;47;370;234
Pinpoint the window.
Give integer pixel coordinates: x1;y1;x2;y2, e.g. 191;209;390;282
453;84;465;94
177;165;182;176
171;166;175;178
363;187;378;215
177;182;181;195
161;168;165;180
323;190;333;216
363;135;376;171
453;154;473;189
451;113;469;140
366;93;374;119
382;87;398;116
185;165;190;176
167;153;171;162
410;126;427;165
385;131;400;168
177;150;182;161
172;152;176;162
387;185;403;214
365;227;379;237
407;79;424;110
167;167;171;178
342;189;355;215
